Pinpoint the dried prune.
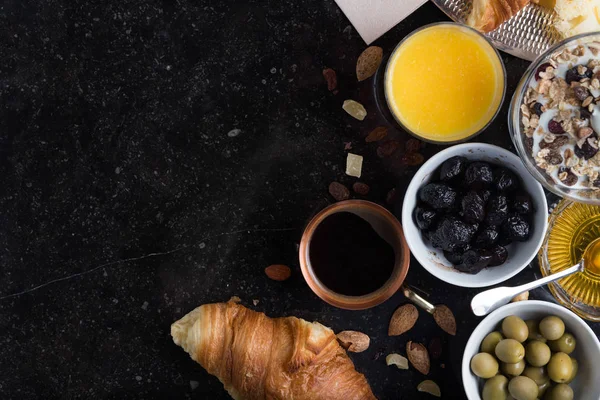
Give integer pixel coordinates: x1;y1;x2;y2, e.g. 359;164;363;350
430;216;474;252
474;226;499;249
414;206;438;231
464;162;493;189
574;139;598;160
461;191;485;223
486;245;508;267
444;250;464;265
455;249;492;274
419;183;457;209
497;235;513;247
485;195;509;226
480;190;491;203
440;156;467;181
512;194;532;215
502;214;530;242
494;167;519;192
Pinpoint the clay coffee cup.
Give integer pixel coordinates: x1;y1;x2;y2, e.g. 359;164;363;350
299;200;410;310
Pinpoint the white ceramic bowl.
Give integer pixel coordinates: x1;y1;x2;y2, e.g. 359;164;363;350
402;143;547;288
462;301;600;400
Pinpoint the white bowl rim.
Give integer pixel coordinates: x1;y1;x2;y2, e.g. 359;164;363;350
402;142;548;287
461;300;600;399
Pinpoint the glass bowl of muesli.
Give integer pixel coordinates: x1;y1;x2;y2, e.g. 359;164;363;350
509;32;600;204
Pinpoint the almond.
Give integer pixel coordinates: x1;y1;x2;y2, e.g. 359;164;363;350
265;264;291;281
407;341;430;375
356;46;383;81
388;304;418;336
336;330;370;353
433;305;456;336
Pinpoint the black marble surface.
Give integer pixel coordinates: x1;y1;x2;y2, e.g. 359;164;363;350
2;1;599;399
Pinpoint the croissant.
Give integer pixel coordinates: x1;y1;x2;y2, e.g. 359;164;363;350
467;0;530;32
171;302;376;400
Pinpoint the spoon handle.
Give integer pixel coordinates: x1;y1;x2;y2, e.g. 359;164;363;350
513;263;582;294
402;285;436;314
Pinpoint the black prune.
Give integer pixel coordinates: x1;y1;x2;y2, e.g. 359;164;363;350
461;191;485;223
455;249;492;274
566;65;589;84
480;190;491;203
440;156;468;181
414;206;438;231
574;139;598;160
494;167;519;192
512;194;532;215
419;183;457;209
429;216;474;252
474;226;499;249
444;250;464;265
485;195;509;226
502;214;530;242
464;162;494;189
497;235;513;247
486;245;508;267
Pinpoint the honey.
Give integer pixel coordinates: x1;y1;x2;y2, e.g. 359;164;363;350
545;201;600;306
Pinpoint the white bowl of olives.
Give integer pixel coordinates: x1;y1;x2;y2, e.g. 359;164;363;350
462;300;600;400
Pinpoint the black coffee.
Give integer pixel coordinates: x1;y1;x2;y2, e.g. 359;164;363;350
309;212;395;296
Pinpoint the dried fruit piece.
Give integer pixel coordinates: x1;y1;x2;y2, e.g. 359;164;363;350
407;341;430;375
389;304;419;336
433;305;456;336
417;380;441;397
385;188;397;205
386;353;409;369
356;46;383;81
336;330;370;353
342;99;367;120
264;264;291;281
346;153;363;178
400;152;424;166
511;291;529;302
322;68;337;91
328;182;350;201
365;126;388;142
405;138;422;153
428;338;443;360
377;140;400;158
352;182;370;195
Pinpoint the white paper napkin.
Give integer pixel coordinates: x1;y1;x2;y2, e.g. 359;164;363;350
335;0;429;44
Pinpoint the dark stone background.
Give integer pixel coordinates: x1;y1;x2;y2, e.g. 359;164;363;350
1;0;597;399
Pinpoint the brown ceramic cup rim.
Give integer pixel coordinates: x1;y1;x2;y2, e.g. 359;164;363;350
299;200;410;310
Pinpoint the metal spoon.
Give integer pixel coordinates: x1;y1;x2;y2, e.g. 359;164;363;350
471;237;600;317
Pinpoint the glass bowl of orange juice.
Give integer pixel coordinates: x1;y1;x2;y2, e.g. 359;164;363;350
384;22;506;144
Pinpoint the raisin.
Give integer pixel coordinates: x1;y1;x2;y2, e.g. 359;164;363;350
419;183;457;209
533;102;544;116
405;138;422;153
365;126;388;143
322;68;337;91
377;140;400;158
352;182;370;195
400;152;424;166
539;135;569;150
566;65;588;84
440;156;468;181
548;120;565;134
544;149;563;165
535;62;552;81
574;139;598;160
573;86;590;101
328;182;350;201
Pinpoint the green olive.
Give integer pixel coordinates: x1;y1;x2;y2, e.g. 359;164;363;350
496;339;525;364
525;319;546;343
471;352;499;378
482;374;509;400
547;352;573;383
545;383;574;400
537;380;551;398
501;359;526;376
548;333;576;354
539;316;565;341
508;376;539;400
482;331;504;354
565;358;578;384
522;366;549;386
525;340;551;367
502;316;529;343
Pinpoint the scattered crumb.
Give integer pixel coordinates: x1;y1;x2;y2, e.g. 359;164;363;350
229;296;242;303
136;376;142;381
141;301;149;310
190;380;199;390
253;299;259;306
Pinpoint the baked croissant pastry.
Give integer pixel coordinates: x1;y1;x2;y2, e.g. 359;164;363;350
467;0;530;32
171;302;376;400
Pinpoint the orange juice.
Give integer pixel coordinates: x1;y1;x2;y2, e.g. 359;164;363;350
385;23;505;143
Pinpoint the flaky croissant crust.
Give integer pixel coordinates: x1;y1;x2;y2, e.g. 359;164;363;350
171;302;376;400
467;0;530;32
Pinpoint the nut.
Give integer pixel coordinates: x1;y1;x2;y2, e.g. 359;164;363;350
386;353;409;369
336;330;370;353
356;46;383;81
417;380;441;397
407;341;430;375
264;264;291;281
511;291;529;302
433;305;456;336
389;304;418;336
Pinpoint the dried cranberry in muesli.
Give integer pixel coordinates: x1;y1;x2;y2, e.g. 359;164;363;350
521;42;600;190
